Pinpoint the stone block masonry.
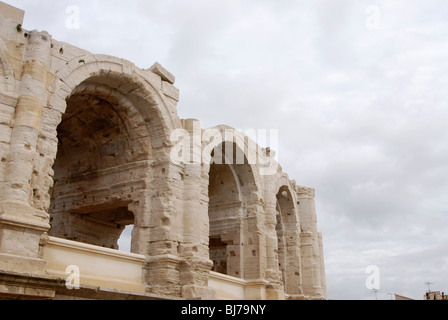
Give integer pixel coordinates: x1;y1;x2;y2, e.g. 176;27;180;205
0;1;326;300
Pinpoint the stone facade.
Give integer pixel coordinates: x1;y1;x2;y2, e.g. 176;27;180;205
0;2;326;300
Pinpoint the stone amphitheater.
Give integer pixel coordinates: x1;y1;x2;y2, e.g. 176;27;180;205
0;2;326;300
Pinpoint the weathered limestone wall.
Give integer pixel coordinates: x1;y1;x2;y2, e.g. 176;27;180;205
0;3;52;275
0;2;327;300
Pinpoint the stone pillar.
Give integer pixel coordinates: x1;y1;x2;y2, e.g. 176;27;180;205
283;224;304;299
296;186;326;300
144;157;184;297
179;119;214;299
318;232;327;299
0;31;52;274
262;177;285;300
240;199;270;300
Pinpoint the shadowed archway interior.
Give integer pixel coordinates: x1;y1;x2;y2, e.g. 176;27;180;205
48;77;153;251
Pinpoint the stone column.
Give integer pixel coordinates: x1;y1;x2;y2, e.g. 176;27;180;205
283;221;304;298
296;186;326;300
179;119;214;299
262;176;285;300
144;157;184;297
0;31;52;274
318;232;327;299
240;194;272;300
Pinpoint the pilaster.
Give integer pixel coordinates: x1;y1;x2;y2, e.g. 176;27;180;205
179;119;214;299
0;30;52;274
262;175;285;297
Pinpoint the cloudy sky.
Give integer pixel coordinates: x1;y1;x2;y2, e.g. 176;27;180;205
7;0;448;300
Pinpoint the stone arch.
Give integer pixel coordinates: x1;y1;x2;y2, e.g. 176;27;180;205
202;125;263;185
275;183;303;295
49;54;181;144
204;125;265;279
33;54;181;254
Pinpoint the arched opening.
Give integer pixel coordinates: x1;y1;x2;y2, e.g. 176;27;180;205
208;141;257;279
48;75;153;253
276;186;301;294
208;162;242;276
118;225;134;253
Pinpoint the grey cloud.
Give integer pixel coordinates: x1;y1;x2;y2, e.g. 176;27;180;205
6;0;448;300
